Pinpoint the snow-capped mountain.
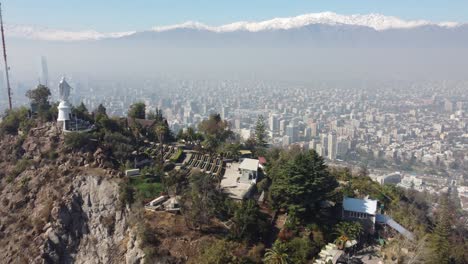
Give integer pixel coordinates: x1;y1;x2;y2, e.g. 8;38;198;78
5;12;463;41
6;12;468;82
5;24;135;41
152;12;460;33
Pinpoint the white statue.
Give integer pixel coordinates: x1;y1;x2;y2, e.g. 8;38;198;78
59;77;71;102
57;77;72;125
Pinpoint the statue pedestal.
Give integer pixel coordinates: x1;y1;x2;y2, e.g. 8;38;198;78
57;101;71;130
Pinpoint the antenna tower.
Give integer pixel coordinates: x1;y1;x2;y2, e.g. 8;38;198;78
0;2;12;110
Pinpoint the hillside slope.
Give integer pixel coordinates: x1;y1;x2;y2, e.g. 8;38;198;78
0;123;144;263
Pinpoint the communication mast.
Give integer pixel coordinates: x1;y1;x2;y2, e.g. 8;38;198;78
0;2;12;110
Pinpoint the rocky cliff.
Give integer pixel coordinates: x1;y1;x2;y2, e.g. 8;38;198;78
0;123;144;263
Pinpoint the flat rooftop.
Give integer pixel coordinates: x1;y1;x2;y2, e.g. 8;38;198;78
239;158;259;171
220;162;254;200
343;197;378;215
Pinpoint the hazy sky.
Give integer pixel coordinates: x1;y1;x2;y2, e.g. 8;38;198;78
3;0;468;32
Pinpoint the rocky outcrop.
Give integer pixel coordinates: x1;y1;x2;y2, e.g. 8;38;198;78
22;124;61;160
41;175;145;264
0;123;144;263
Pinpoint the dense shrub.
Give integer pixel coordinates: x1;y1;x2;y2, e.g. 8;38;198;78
64;132;91;151
190;239;248;264
118;179;135;208
0;107;33;136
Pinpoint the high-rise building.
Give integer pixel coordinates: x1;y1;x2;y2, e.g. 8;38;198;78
328;133;337;160
310;122;318;137
40;56;49;87
304;127;311;141
221;106;229;120
337;139;350;157
279;120;287;135
286;124;298;143
444;99;454;113
315;144;325;157
269;114;279;132
320;134;328;155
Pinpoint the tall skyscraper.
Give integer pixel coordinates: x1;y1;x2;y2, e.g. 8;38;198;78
279;120;287;135
269;114;279;132
328;133;337;160
286;124;298;143
310;122;318;137
39;56;49;87
320;134;328;155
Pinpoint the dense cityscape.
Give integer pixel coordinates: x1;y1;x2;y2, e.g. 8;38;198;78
7;67;467;209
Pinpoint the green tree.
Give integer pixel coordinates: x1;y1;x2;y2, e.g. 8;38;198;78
229;199;266;243
193;239;244;264
118;178;135;209
178;126;204;143
103;132;134;164
64;132;92;151
26;84;52;120
203;134;221;153
26;85;51;110
198;114;233;152
147;108;163;122
263;241;290;264
333;221;363;240
181;172;220;230
165;170;188;195
269;150;338;215
221;142;242;160
75;102;88;113
254;115;268;156
73;102;92;121
128;102;146;119
0;107;33;136
283;237;316;264
155;121;170;145
96;104;107;116
428;195;452;264
96;116;121;133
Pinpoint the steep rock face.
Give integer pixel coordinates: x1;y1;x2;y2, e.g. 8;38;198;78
0;123;144;263
42;175;145;264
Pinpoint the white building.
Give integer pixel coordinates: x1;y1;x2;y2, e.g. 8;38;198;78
221;158;260;200
371;172;402;185
239;158;260;183
342;197;378;234
398;175;425;191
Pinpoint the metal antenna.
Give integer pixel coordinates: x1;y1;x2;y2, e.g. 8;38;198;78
0;2;12;110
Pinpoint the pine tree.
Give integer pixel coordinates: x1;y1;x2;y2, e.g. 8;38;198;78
269;150;338;214
254;115;268;156
428;194;451;264
96;104;107;116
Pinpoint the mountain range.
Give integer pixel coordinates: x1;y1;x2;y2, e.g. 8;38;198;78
6;12;468;82
6;12;466;41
